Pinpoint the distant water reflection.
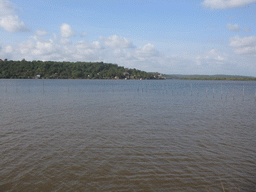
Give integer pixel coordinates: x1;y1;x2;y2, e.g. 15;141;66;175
0;79;255;191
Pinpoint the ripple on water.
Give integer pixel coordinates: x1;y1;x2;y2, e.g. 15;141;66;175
0;80;255;191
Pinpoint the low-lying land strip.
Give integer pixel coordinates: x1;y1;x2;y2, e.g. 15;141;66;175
163;74;256;81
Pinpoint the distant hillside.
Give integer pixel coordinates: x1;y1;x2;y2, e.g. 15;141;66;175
0;59;155;80
163;74;256;81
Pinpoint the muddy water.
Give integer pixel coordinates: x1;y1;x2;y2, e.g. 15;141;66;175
0;79;255;191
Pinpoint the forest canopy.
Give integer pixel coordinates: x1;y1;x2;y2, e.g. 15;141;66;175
0;59;156;79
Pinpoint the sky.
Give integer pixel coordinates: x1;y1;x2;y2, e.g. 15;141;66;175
0;0;256;76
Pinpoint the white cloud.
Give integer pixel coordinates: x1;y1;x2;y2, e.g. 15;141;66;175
112;48;133;59
60;23;76;38
195;49;226;66
0;0;16;16
60;38;72;45
227;23;240;31
5;45;13;53
202;0;256;9
0;0;29;32
35;29;49;36
230;35;256;55
76;40;102;50
1;33;255;76
135;43;159;58
0;15;28;32
17;38;69;61
99;35;133;48
0;34;162;69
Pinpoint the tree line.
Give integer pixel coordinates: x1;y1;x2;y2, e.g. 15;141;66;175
0;59;155;79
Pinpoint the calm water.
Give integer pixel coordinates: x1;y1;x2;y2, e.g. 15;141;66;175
0;79;255;191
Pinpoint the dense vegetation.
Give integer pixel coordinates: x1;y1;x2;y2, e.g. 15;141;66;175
0;59;155;79
163;74;256;81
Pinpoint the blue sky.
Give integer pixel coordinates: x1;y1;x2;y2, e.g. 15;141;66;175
0;0;256;76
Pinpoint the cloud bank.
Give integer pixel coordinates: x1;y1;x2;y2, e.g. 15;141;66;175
1;24;252;75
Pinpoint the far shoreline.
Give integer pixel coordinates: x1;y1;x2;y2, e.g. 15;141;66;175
1;78;256;81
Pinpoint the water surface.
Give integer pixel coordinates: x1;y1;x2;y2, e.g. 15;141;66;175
0;79;255;191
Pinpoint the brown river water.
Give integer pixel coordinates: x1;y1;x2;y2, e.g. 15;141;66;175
0;79;255;191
